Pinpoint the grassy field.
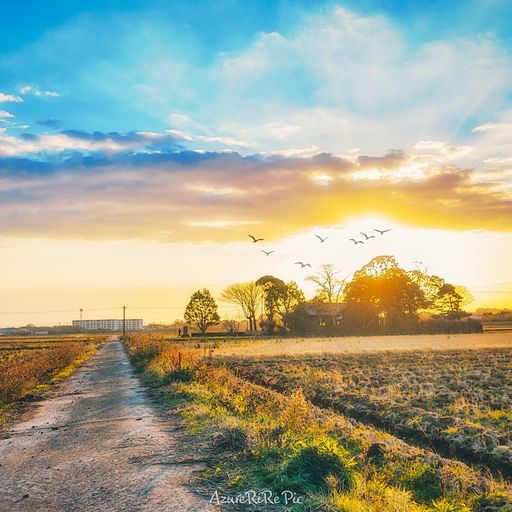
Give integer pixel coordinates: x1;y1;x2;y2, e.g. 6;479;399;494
0;334;105;419
126;333;512;512
210;332;512;357
219;349;512;476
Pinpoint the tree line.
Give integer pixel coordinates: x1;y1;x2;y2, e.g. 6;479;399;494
183;255;478;336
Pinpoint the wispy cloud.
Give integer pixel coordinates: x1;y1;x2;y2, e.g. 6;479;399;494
0;130;181;157
0;92;23;103
19;85;60;98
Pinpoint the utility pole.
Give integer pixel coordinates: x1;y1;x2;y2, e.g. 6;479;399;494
80;308;83;321
122;305;126;339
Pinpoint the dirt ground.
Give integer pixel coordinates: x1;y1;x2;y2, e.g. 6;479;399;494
0;339;218;512
214;331;512;357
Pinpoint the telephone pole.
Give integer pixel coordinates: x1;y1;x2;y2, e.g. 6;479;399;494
122;305;126;339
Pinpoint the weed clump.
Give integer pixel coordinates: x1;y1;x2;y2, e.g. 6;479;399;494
280;437;356;493
163;368;196;383
473;491;512;512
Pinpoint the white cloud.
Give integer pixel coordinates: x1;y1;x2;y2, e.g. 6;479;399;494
411;140;473;161
0;110;15;118
204;7;512;156
165;128;194;141
466;110;512;169
0;132;142;156
19;85;60;98
0;92;23;103
169;113;190;124
165;128;251;148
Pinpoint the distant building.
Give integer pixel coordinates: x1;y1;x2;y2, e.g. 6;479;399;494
303;303;348;327
288;302;349;334
72;319;144;331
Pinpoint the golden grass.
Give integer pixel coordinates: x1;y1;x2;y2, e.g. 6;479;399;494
125;333;512;511
213;332;512;357
0;339;102;408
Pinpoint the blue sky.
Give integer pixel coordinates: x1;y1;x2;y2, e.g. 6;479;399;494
1;0;512;143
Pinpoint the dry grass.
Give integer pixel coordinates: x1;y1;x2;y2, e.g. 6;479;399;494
213;332;512;357
125;333;512;511
218;348;512;477
0;339;101;407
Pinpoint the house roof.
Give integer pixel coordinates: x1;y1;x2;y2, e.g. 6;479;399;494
304;303;348;317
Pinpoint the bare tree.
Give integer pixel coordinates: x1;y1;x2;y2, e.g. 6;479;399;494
306;264;347;304
220;282;263;331
222;319;240;334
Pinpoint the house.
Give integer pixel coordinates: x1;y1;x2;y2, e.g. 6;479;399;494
289;302;349;334
304;303;348;327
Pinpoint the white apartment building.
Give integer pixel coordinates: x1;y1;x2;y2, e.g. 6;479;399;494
72;319;144;331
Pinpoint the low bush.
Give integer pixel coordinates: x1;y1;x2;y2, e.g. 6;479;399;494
163;367;196;383
281;437;356;493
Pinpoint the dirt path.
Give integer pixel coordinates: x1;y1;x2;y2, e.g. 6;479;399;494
0;339;218;512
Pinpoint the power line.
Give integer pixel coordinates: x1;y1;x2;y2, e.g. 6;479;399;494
0;305;242;318
0;307;122;315
129;306;184;310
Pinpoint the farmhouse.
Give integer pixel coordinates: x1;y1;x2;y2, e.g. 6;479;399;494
288;302;349;334
304;303;348;327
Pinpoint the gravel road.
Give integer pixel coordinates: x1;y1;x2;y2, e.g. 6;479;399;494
0;339;218;511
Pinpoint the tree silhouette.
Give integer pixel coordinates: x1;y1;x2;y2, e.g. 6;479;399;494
255;276;306;333
409;270;474;317
344;256;426;327
306;264;346;304
184;288;220;334
220;281;263;331
278;281;305;331
256;275;287;334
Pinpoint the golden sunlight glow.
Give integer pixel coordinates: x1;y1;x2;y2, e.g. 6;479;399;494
1;216;510;326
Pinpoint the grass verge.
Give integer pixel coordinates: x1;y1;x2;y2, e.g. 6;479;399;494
125;334;512;512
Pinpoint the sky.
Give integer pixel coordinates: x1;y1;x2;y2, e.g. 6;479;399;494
0;0;511;326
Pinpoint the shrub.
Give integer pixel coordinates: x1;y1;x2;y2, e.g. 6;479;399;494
280;388;314;434
212;427;251;453
163;367;196;383
281;437;356;493
402;461;443;503
473;491;512;512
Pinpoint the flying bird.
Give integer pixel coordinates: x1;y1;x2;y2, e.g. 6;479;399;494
360;232;376;240
295;261;311;268
374;228;392;235
261;250;275;256
349;239;365;245
315;234;328;243
248;234;264;243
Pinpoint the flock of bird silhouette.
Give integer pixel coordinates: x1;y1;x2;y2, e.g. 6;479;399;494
247;228;392;269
